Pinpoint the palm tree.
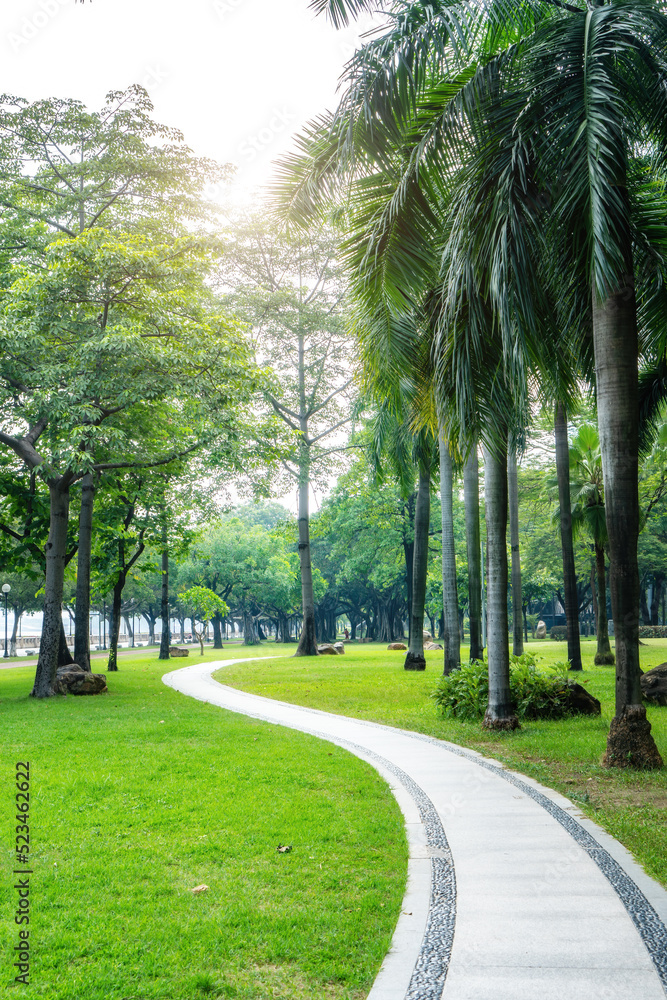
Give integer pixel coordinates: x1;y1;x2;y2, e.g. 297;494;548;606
301;0;667;766
568;425;615;666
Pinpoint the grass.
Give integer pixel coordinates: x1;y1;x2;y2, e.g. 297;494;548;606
0;646;407;1000
216;638;667;889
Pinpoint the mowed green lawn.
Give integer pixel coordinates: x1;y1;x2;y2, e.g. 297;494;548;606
0;647;407;1000
217;638;667;888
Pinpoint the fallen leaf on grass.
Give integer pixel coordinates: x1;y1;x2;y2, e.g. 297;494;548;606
190;884;209;894
276;845;292;854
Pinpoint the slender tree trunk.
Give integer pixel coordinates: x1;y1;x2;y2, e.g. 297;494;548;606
651;576;663;627
32;481;70;697
146;616;156;645
212;613;223;649
107;536;127;673
482;441;519;730
590;561;599;634
107;572;124;673
640;584;651;627
158;521;171;660
9;609;21;657
554;402;583;671
58;618;75;666
403;493;416;641
74;471;94;671
404;463;430;671
295;443;318;656
439;430;460;674
463;446;483;661
593;267;662;767
244;610;259;646
594;543;614;665
507;448;524;656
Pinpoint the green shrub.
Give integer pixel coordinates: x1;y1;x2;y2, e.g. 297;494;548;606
550;625;568;641
638;626;667;639
433;653;579;721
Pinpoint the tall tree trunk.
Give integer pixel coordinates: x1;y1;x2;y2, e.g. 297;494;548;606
212;613;223;649
554;402;583;671
107;551;124;673
482;441;519;730
439;430;460;674
159;517;171;660
463;446;483;662
295;444;318;656
594;543;614;665
507;448;524;656
593;271;662;767
403;493;416;641
651;576;663;627
590;560;599;634
74;471;95;671
404;463;430;671
32;480;70;697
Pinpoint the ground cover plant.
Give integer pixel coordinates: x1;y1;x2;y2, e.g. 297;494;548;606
217;639;667;888
0;647;407;1000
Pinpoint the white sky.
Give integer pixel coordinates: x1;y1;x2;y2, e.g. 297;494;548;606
1;0;382;197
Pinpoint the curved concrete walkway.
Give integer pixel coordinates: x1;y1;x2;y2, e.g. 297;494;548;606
163;658;667;1000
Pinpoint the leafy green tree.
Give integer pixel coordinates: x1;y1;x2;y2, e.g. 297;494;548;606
0;91;255;697
178;586;229;656
216;215;355;656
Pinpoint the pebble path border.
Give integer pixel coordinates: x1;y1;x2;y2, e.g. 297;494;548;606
407;731;667;996
310;732;457;1000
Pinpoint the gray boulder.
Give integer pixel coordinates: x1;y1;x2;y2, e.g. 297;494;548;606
169;646;190;657
333;642;345;654
317;643;338;655
56;665;107;695
640;663;667;706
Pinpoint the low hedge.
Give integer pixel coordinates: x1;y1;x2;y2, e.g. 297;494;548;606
638;626;667;639
550;625;568;641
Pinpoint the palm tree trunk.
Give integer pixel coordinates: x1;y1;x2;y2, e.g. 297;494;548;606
593;276;662;767
74;471;94;671
507;448;523;656
482;441;519;730
463;447;483;661
439;429;460;674
554;402;583;671
594;543;614;665
404;463;430;670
